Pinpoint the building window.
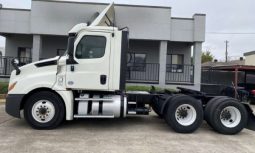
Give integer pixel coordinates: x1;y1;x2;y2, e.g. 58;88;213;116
75;36;106;59
166;54;184;73
127;53;146;71
18;47;32;65
57;49;66;56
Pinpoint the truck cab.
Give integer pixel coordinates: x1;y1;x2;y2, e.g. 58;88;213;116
62;25;126;91
6;3;130;129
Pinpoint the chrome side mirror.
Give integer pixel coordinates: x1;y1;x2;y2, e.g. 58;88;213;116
11;58;21;75
13;58;19;65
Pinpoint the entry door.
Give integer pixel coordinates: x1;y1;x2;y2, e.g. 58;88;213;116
66;32;111;90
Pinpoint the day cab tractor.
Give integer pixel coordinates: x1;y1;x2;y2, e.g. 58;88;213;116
5;3;255;134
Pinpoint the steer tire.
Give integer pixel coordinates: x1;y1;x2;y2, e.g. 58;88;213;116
164;95;203;133
24;91;65;130
209;98;248;135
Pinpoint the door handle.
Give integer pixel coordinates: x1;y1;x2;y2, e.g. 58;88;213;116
100;75;107;85
70;65;75;72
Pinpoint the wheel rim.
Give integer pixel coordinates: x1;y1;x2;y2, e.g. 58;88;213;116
175;104;197;126
220;106;241;128
31;100;55;123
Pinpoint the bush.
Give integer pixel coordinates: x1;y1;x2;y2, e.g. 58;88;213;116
126;86;152;92
0;82;8;94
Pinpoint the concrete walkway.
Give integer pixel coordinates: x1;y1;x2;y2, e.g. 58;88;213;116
0;105;255;153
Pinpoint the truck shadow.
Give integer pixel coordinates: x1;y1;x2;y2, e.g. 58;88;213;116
59;117;221;135
8;117;251;136
60;115;171;132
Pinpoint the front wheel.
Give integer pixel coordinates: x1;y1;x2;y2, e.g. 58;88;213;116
24;91;65;129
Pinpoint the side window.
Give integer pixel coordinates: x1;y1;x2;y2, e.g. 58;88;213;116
166;54;184;73
127;52;146;71
75;36;106;59
166;54;184;65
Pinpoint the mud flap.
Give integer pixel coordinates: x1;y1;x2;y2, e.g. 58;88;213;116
246;113;255;131
243;103;255;131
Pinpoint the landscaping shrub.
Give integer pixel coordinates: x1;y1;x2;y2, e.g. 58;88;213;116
0;82;8;94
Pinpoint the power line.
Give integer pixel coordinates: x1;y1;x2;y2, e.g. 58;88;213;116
206;32;255;35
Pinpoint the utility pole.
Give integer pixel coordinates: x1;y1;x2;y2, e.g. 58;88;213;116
225;40;229;62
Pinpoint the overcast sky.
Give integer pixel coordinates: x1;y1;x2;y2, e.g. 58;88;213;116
0;0;255;60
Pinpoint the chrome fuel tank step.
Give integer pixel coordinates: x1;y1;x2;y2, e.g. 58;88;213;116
73;114;114;118
74;94;127;118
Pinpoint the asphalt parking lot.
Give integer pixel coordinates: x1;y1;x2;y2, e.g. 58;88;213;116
0;104;255;153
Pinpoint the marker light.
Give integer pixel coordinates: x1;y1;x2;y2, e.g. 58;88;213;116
8;82;17;92
251;90;255;95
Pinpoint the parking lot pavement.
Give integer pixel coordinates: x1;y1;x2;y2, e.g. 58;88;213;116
0;104;255;153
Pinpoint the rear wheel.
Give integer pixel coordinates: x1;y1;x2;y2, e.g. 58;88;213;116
208;98;248;135
164;95;203;133
151;94;184;118
204;96;227;126
24;91;65;129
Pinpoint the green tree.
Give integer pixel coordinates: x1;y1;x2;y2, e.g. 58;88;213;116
201;51;214;63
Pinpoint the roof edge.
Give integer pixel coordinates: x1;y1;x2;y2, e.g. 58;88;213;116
244;51;255;56
171;17;194;20
32;0;171;9
193;14;206;16
0;8;31;11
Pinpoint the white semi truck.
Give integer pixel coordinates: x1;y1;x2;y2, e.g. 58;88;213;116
5;3;255;134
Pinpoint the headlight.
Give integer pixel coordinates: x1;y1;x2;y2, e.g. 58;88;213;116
8;82;17;92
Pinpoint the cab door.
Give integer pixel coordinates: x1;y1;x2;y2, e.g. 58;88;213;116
66;31;112;90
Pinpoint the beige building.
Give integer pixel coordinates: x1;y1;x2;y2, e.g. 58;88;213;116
0;0;206;90
244;51;255;66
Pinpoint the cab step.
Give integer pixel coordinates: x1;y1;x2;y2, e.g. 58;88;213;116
75;98;113;102
73;114;114;118
127;107;150;115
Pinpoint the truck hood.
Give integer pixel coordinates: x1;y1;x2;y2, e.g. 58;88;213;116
8;56;61;92
21;56;60;71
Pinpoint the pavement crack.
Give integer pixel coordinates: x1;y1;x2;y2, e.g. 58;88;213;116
0;118;14;126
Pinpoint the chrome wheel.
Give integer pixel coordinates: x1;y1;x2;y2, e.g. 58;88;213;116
220;106;241;128
31;100;55;123
175;104;197;126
